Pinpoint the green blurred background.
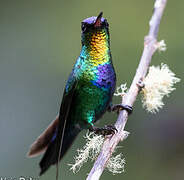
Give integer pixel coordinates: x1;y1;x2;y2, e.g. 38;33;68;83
0;0;183;179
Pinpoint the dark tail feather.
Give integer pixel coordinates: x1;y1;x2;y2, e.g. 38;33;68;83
27;116;59;158
39;126;80;176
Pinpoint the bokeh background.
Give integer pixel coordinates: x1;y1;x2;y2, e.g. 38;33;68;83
0;0;183;179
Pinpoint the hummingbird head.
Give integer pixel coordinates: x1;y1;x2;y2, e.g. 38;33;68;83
81;12;110;47
81;12;108;32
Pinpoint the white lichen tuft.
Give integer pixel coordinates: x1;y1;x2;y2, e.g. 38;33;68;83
68;131;104;173
69;131;127;174
107;153;125;174
155;40;167;52
154;0;162;9
114;83;127;97
120;130;130;141
142;63;180;113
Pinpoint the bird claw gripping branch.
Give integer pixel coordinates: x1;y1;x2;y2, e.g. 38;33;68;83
90;125;118;136
109;104;133;114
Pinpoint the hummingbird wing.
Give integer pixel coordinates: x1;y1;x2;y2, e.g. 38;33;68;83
38;74;80;175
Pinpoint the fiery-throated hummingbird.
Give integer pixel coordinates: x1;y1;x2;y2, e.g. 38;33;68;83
27;12;132;176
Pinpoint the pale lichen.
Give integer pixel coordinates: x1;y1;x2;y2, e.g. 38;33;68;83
120;130;130;141
142;63;180;113
114;83;127;97
155;40;167;52
69;131;127;174
68;132;104;173
107;153;125;174
154;0;163;8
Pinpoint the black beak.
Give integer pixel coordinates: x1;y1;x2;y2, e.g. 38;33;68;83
94;12;103;27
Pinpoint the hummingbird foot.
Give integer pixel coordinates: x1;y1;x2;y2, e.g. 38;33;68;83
109;104;133;114
90;125;118;136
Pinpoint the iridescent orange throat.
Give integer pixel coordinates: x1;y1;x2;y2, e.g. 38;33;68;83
82;29;110;65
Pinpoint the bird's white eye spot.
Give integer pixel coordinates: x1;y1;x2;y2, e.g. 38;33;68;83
82;23;86;31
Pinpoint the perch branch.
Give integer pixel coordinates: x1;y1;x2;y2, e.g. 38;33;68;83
86;0;167;179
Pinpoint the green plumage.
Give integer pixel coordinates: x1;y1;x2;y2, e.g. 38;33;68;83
29;12;116;176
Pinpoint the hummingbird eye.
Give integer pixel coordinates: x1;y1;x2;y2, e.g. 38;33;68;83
82;23;92;32
82;23;87;31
